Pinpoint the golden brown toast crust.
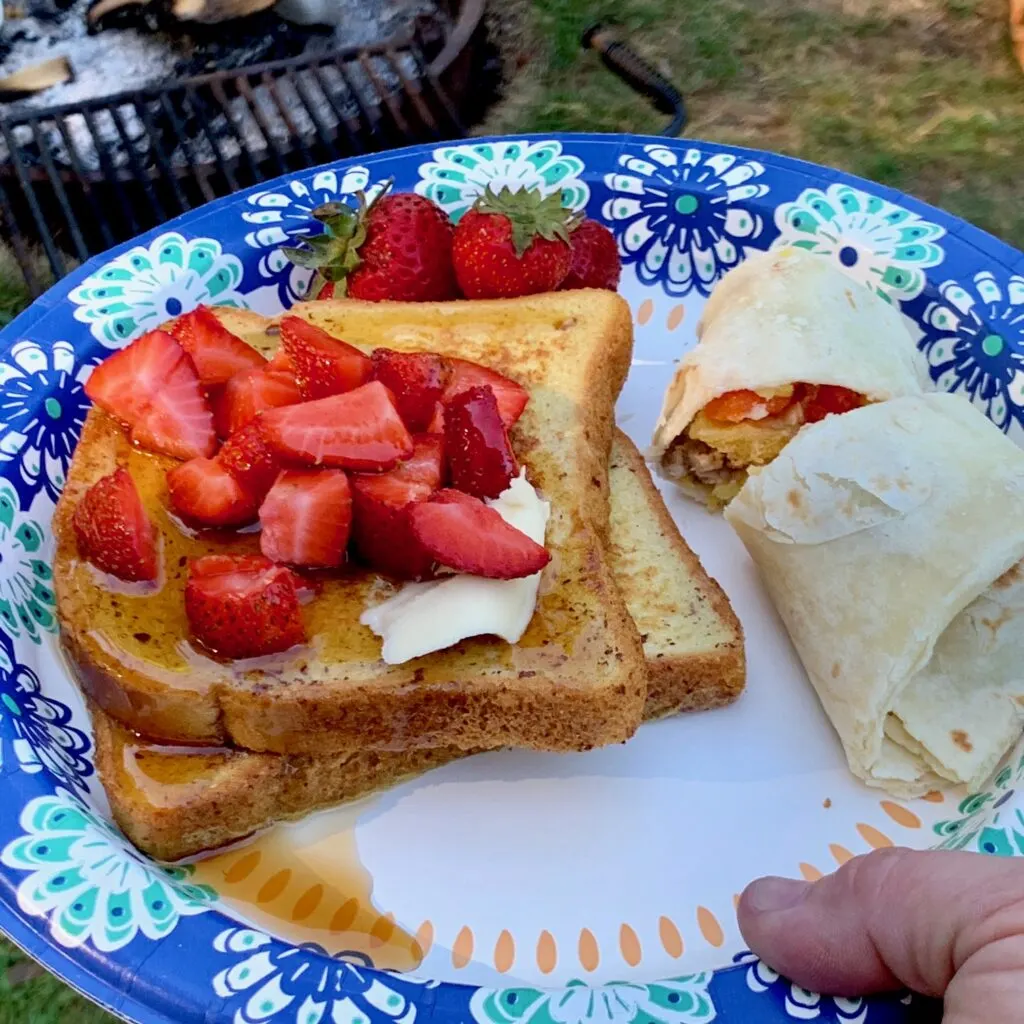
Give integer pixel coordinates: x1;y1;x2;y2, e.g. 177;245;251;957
55;293;647;755
92;434;746;862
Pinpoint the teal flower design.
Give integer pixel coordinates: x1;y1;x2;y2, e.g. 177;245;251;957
933;755;1024;854
69;232;245;347
773;183;945;302
0;480;56;645
0;789;215;952
469;976;715;1024
415;140;589;223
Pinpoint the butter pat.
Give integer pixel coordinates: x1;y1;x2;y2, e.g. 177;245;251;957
360;472;551;665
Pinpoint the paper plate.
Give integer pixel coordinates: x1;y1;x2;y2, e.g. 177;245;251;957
1;133;1022;1024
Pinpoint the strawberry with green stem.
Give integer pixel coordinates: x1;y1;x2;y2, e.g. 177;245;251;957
282;180;457;303
452;186;583;299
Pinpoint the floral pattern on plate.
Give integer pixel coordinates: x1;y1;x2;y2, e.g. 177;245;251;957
918;271;1024;433
0;481;56;645
415;140;590;222
772;183;945;302
241;166;389;305
0;339;96;505
933;753;1024;854
469;975;716;1024
68;232;246;346
0;646;91;792
212;927;420;1024
0;789;216;952
601;144;769;297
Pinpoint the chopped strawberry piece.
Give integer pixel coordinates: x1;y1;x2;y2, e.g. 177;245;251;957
216;421;280;500
280;316;372;400
441;359;529;428
84;329;185;426
702;389;796;424
72;468;158;582
266;346;294;373
426;402;445;435
185;554;306;659
408;489;550;580
350;435;444;579
262;380;414;471
213;367;302;438
129;354;216;460
370;349;450;432
444;386;517;499
259;469;352;568
316;280;336;300
169;305;266;385
167;457;259;527
190;553;274;577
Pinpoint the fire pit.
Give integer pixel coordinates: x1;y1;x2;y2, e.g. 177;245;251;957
0;0;488;294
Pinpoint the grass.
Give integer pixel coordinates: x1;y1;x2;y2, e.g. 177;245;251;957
482;0;1024;249
2;0;1023;1018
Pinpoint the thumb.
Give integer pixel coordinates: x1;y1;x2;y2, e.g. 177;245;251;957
737;848;1024;1021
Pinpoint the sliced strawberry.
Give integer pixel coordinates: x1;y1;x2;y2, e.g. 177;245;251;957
170;305;266;386
262;380;414;471
72;468;158;582
130;355;216;460
84;329;185;426
216;420;280;500
371;349;450;433
185;554;306;659
213;367;302;438
350;434;444;579
280;316;372;400
317;280;336;300
167;457;258;527
441;359;529;428
444;386;517;500
408;489;550;580
259;469;352;568
266;346;294;373
426;402;445;435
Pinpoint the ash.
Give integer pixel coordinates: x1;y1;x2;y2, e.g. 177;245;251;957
0;0;437;171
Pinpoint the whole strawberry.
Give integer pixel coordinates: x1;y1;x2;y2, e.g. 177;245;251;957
282;184;457;303
452;186;580;299
561;218;621;291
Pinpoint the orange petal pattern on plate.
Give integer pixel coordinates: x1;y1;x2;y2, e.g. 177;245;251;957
536;930;557;974
370;912;396;948
619;923;642;966
880;801;922;829
291;884;323;922
257;869;291;904
659;916;684;958
636;299;654;325
667;304;685;330
922;790;945;803
223;849;262;884
799;862;824;882
331;898;360;932
857;823;894;849
452;926;474;968
578;928;600;972
494;930;515;973
415;921;434;958
697;906;724;948
829;844;854;865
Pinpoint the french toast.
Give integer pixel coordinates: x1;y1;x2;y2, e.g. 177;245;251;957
93;432;745;861
55;293;649;756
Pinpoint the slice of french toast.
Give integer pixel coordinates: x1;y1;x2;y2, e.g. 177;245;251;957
93;432;745;861
55;292;648;756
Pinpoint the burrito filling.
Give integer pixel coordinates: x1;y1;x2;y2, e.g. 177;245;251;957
662;383;865;507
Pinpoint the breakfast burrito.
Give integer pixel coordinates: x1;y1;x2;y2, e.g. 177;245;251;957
651;247;926;508
724;393;1024;797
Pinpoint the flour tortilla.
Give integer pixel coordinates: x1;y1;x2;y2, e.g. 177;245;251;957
724;393;1024;797
651;248;928;460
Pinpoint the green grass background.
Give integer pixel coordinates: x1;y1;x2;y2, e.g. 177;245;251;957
1;0;1022;1018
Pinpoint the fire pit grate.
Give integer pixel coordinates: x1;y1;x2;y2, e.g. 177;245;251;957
0;0;487;296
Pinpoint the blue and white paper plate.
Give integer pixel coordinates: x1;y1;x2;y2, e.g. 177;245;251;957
2;133;1023;1024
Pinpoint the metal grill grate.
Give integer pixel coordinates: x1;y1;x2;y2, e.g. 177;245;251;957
0;1;486;295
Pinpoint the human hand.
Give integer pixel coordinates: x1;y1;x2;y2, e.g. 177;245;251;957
737;848;1024;1023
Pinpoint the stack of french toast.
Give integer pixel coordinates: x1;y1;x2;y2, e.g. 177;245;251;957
54;290;745;862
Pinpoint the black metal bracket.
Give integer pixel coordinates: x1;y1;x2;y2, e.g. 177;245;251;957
582;22;687;137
